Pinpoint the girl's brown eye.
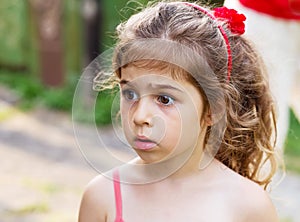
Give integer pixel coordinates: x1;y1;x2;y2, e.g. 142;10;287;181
157;95;174;106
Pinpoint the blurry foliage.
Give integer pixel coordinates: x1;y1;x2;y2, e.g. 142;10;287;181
0;0;28;67
101;0;224;49
284;110;300;173
0;70;114;125
101;0;147;49
63;0;83;75
0;0;225;70
285;110;300;155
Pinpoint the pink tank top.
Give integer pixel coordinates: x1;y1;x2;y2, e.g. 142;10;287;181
113;170;124;222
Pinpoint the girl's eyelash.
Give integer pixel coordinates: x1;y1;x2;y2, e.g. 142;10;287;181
121;89;139;101
156;94;175;106
121;89;176;106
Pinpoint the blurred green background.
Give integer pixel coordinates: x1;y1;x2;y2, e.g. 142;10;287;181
0;0;223;123
0;0;299;172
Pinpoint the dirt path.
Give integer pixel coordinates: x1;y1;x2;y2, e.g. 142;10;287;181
0;100;299;222
0;103;95;222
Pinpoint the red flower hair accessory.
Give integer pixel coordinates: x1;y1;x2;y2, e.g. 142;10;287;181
213;7;246;35
184;3;247;81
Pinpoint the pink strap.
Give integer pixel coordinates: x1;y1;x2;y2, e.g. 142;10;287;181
113;170;124;222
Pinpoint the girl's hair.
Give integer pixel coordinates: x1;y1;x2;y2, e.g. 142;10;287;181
108;1;278;188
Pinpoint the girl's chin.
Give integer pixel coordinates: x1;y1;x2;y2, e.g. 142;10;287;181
132;152;167;165
132;151;184;165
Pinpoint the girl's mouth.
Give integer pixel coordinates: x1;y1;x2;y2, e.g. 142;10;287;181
133;138;157;151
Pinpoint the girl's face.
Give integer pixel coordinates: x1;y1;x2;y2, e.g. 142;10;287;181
120;65;207;164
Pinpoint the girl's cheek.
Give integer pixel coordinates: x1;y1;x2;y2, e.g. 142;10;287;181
120;100;133;116
157;100;180;114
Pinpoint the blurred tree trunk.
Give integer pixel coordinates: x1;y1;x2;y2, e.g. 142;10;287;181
28;0;64;87
79;0;103;109
82;0;102;65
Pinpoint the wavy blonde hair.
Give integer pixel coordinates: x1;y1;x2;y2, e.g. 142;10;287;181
102;1;278;188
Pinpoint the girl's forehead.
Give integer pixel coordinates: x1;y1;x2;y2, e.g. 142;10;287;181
120;63;189;82
120;65;188;87
121;65;170;77
122;58;190;75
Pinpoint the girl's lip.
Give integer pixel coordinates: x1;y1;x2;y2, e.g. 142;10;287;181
133;138;157;150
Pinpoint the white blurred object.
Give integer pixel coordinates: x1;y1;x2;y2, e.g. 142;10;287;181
291;73;300;121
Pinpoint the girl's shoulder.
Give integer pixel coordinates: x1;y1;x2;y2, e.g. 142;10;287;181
214;163;279;222
82;172;115;200
231;179;278;221
78;172;115;222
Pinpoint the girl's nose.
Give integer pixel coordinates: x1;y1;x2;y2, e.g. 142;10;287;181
133;97;153;127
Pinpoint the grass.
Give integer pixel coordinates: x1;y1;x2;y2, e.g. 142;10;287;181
8;202;49;215
23;178;63;195
280;218;293;222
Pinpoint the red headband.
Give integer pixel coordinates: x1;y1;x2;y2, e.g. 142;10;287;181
184;3;246;82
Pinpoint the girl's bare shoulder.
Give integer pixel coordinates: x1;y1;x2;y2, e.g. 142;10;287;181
83;172;115;202
215;163;279;222
232;179;278;221
78;173;115;222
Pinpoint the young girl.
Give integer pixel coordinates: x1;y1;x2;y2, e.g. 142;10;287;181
78;1;279;221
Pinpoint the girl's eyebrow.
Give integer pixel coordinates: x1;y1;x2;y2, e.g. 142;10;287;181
119;79;136;89
150;83;184;92
119;79;129;85
119;79;184;93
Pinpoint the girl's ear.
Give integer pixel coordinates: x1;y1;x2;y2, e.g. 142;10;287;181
201;108;212;126
203;109;213;126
